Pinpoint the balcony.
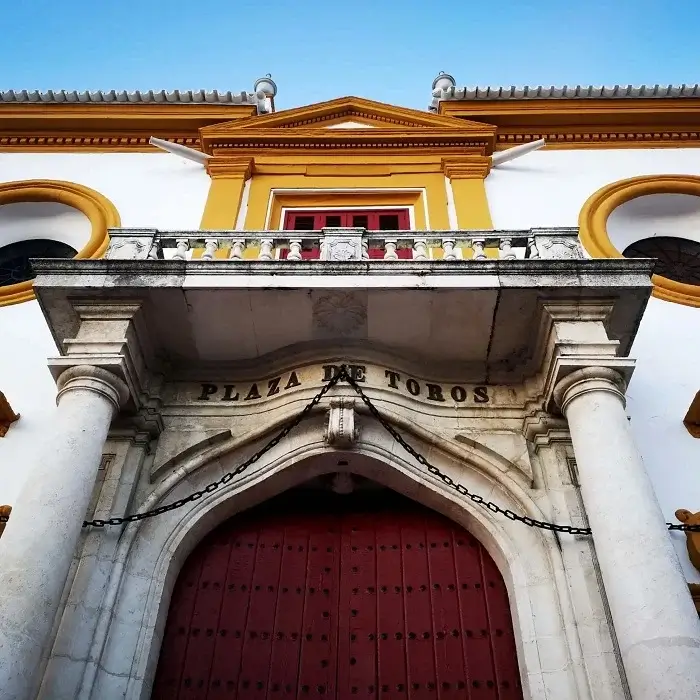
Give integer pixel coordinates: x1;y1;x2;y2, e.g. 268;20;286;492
32;227;653;385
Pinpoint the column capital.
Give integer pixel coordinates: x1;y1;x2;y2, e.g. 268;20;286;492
55;365;129;414
205;156;254;179
442;156;491;179
553;366;627;414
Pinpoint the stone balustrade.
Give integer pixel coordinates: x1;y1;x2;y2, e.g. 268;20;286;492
104;226;584;262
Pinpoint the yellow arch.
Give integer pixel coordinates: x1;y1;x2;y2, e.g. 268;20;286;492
0;179;120;306
579;174;700;307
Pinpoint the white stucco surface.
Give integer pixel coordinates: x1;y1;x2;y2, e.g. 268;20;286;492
0;153;210;500
486;148;700;229
0;301;61;501
0;202;91;251
487;148;700;583
0;153;211;230
607;192;700;250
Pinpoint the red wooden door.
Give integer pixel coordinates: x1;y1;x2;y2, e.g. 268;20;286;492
151;490;523;699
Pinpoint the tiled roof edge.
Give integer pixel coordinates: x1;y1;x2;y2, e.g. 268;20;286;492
430;83;700;109
0;89;264;105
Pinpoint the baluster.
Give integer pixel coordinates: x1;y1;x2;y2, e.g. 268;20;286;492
442;238;457;260
319;237;327;260
413;238;428;260
229;238;245;260
384;239;398;260
258;238;273;261
201;238;218;260
172;238;190;260
471;238;486;260
499;237;516;260
527;236;540;259
287;239;302;261
362;239;369;260
147;241;160;260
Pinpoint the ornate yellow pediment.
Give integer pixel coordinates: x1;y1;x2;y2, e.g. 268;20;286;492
199;96;496;157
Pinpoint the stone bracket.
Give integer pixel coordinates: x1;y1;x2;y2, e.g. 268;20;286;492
325;397;358;447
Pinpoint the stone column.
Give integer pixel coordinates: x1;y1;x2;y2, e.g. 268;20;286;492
0;365;129;700
555;367;700;700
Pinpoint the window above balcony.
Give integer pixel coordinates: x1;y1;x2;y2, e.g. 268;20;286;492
284;209;411;231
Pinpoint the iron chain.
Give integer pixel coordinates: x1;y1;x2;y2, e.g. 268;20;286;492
46;364;693;534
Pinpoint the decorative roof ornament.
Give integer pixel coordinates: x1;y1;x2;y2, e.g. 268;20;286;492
432;72;456;93
254;74;277;98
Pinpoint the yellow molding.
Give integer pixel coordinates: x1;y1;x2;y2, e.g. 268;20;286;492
0;180;120;306
440;98;700;150
443;156;492;179
203;95;493;132
0;103;256;152
205;157;254;179
266;191;429;231
579;175;700;307
244;174;453;230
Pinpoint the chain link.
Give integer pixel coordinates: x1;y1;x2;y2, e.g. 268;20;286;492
81;368;344;528
340;368;700;536
27;363;691;534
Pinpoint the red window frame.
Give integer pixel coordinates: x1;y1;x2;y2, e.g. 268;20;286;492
281;209;412;259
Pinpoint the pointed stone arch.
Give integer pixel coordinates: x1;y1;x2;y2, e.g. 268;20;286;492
76;418;592;700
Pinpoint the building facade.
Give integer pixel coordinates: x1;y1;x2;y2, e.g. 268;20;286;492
0;74;700;700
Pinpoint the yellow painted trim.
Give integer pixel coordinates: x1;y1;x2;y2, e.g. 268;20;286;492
448;178;493;228
243;174;451;231
579;175;700;307
200;158;253;230
0;180;120;306
268;191;426;230
0;102;256;152
439;98;700;150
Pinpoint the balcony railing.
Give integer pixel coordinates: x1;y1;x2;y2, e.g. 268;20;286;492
105;227;584;262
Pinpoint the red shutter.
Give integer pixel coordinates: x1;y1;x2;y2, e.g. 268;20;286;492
283;209;410;231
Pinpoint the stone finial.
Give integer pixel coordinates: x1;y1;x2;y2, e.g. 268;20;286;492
676;509;700;573
254;74;277;98
325;397;358;448
432;72;456;93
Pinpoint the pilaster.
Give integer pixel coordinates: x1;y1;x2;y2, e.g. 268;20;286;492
441;156;493;228
47;300;163;436
200;157;254;229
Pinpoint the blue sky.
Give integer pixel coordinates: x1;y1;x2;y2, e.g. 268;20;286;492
1;0;698;110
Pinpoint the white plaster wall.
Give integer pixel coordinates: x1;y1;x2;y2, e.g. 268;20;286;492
608;193;700;250
0;153;211;502
486;148;700;229
0;153;211;230
0;202;91;250
487;148;700;582
0;301;61;501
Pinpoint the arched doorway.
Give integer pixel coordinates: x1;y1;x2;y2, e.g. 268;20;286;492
151;482;523;699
